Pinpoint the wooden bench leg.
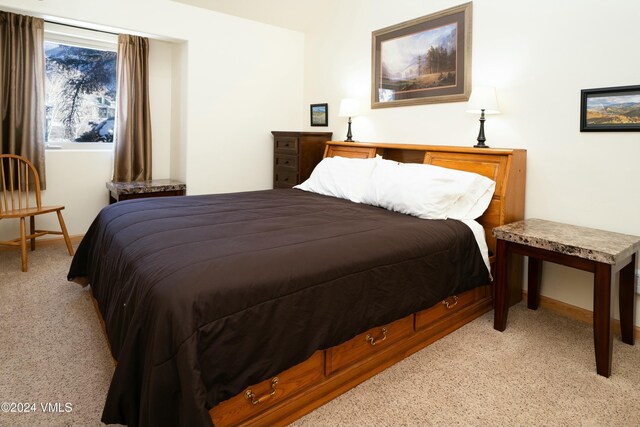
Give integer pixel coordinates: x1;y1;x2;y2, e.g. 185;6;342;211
528;257;542;310
619;253;636;346
593;262;613;377
493;239;509;331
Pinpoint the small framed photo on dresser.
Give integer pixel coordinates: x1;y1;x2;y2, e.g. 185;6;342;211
580;85;640;131
310;103;328;126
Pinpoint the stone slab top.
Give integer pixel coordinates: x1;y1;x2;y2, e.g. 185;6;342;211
106;179;186;195
492;218;640;265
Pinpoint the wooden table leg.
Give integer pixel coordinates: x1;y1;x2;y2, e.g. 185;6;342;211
493;239;509;331
593;262;613;377
619;253;637;345
528;257;542;310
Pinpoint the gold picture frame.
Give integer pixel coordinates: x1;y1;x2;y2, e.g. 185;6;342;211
371;2;472;108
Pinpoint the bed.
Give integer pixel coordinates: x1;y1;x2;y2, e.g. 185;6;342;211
68;141;526;427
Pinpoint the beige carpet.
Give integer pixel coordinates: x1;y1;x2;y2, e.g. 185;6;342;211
1;244;640;427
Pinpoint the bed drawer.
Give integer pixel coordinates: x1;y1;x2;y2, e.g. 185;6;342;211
210;351;324;427
325;315;413;376
415;286;490;330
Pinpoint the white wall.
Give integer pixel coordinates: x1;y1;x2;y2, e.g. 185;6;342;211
301;0;640;325
170;41;188;182
183;28;303;195
148;39;174;181
0;0;304;239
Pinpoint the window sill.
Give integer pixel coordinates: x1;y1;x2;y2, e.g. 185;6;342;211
46;143;113;152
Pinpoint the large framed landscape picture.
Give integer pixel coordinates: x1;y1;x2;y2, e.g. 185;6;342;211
580;85;640;131
371;2;472;108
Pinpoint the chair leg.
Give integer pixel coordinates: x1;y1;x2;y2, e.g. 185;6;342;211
30;216;36;251
57;210;74;256
20;217;28;272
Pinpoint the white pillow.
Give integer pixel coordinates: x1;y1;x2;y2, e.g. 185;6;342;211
294;156;378;203
361;160;495;220
447;178;496;220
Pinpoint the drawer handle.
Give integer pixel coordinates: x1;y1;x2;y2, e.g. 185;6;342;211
442;295;459;309
365;327;387;346
244;377;279;405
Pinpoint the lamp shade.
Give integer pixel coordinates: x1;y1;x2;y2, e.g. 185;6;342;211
466;87;500;114
338;98;359;117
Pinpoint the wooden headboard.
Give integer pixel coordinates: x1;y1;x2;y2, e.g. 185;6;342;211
324;141;526;296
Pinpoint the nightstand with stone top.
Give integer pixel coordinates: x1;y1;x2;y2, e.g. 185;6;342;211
492;218;640;377
107;179;186;204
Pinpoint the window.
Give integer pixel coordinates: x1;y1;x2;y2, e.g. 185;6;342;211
44;23;117;146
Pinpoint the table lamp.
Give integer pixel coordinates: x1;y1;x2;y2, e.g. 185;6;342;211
466;87;500;148
338;98;359;142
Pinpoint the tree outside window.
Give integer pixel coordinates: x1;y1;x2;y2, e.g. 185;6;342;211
45;42;117;143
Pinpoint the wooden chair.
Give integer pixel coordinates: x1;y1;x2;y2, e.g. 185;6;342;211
0;154;73;272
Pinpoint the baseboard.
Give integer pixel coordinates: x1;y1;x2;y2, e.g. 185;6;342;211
523;291;640;340
0;234;83;252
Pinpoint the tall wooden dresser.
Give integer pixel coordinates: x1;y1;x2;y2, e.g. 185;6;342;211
272;131;332;188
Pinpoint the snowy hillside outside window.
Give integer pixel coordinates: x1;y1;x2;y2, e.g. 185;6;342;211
44;25;117;145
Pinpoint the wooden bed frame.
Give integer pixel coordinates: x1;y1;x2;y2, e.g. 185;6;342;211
209;141;526;426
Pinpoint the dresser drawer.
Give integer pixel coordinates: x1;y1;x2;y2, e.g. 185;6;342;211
210;351;324;427
274;170;297;188
274;154;298;171
274;137;299;153
415;286;490;330
325;315;413;376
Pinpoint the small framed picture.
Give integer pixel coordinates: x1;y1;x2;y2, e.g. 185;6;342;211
310;103;328;126
580;85;640;131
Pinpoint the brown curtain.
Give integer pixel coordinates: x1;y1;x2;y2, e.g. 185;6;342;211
0;11;46;189
113;34;152;182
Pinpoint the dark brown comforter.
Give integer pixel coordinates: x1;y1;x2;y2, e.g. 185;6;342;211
68;189;489;427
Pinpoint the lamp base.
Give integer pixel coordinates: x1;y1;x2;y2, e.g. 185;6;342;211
473;110;489;148
344;117;353;142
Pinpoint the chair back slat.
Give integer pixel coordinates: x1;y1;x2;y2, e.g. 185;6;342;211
0;154;42;215
9;156;15;211
0;159;7;213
